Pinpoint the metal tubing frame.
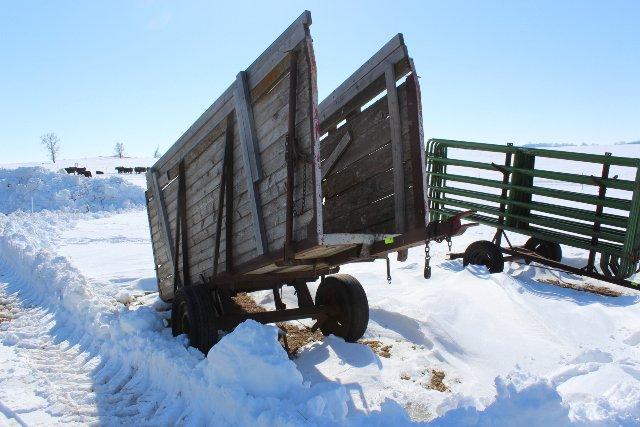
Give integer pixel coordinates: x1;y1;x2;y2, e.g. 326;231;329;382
426;138;640;282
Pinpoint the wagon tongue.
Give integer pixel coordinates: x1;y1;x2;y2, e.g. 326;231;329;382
425;210;477;242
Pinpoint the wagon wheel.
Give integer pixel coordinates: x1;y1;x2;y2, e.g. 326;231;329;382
524;238;562;263
315;274;369;342
462;240;504;273
172;285;220;354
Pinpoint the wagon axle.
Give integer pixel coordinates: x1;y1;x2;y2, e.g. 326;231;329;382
171;274;369;354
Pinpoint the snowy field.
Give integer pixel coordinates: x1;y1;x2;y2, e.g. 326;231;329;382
1;145;639;426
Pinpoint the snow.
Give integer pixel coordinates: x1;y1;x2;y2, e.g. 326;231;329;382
0;147;639;425
0;167;145;214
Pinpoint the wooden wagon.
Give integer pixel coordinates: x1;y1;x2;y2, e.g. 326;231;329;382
145;11;464;352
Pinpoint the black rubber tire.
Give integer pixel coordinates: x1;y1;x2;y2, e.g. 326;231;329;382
524;238;562;262
315;274;369;342
172;285;219;354
463;240;505;273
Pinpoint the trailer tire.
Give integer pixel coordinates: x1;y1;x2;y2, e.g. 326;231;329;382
463;240;504;273
524;238;562;263
172;285;219;354
315;274;368;342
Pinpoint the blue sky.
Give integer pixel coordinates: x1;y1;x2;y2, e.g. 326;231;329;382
1;1;638;163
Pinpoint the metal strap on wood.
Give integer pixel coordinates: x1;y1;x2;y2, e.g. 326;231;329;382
213;116;235;277
284;50;299;261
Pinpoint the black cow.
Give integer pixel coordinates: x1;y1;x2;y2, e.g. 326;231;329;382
115;166;125;174
64;166;77;174
134;166;147;174
96;171;104;175
123;167;134;174
76;167;87;174
82;171;92;178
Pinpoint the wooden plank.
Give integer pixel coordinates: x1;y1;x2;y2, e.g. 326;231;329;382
321;131;351;179
324;159;415;233
235;70;263;182
385;63;405;234
320;81;410;174
149;169;175;272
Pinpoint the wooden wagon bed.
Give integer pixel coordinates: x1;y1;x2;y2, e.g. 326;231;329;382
146;11;429;302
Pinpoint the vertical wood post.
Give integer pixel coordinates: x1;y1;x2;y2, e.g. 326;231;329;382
235;71;268;255
284;50;299;261
149;169;175;275
385;64;406;235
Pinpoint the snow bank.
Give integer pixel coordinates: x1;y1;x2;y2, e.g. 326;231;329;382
429;376;572;426
0;211;390;425
0;167;144;213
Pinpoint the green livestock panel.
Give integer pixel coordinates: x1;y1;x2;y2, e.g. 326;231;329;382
426;138;640;280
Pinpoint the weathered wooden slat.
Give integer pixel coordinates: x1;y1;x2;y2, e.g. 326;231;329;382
321;81;410;172
321;131;351;179
324;160;414;233
385;63;405;234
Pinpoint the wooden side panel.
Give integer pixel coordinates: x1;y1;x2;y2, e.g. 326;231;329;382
321;80;419;233
145;15;319;301
318;33;425;237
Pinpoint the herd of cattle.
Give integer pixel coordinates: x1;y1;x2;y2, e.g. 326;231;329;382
63;166;149;177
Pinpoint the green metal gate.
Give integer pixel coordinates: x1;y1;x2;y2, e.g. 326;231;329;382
426;138;640;281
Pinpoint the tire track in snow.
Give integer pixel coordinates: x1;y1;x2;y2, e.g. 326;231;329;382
0;264;166;425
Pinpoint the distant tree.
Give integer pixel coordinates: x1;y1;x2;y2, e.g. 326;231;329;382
40;132;61;163
114;142;126;158
153;145;161;158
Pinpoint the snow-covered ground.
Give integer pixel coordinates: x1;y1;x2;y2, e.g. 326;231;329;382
1;146;639;425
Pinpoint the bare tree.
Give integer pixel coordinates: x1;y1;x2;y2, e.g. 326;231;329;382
40;133;61;163
114;142;126;158
153;145;161;158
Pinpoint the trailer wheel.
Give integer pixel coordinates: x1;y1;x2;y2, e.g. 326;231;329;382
315;274;368;342
463;240;504;273
524;238;562;262
172;285;219;354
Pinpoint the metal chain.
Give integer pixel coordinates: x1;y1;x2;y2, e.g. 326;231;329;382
386;256;392;284
424;239;432;279
292;140;308;216
293;161;307;216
